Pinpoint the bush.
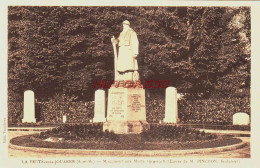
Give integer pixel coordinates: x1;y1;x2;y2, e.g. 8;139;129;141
40;101;94;124
8;93;249;126
178;97;250;125
141;124;217;142
38;123;118;141
146;97;165;123
146;96;250;125
8;93;94;125
8;101;23;125
39;93;94;123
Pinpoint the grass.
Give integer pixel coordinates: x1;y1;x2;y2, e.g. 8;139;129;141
9;123;242;150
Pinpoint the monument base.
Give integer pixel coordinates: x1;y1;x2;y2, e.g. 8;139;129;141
104;86;149;134
22;118;36;123
103;120;150;134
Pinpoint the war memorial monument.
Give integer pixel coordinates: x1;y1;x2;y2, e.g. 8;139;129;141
103;20;150;134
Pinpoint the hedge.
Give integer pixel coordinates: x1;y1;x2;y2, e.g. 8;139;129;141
146;96;250;125
178;97;250;125
39;101;94;123
8;101;23;125
8;101;94;125
8;96;250;126
146;97;165;123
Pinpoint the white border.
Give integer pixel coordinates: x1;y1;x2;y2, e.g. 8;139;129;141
1;0;260;6
1;1;260;168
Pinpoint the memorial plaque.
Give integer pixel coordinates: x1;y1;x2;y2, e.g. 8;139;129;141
130;94;141;112
127;89;146;121
107;88;126;121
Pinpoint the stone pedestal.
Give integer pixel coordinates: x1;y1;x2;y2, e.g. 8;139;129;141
163;87;178;123
62;115;67;123
22;90;36;123
103;86;149;134
233;112;250;125
93;90;106;123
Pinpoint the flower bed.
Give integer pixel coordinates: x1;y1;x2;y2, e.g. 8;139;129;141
10;123;242;150
39;123;117;142
141;124;217;142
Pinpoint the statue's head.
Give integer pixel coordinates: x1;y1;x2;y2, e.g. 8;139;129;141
122;20;130;29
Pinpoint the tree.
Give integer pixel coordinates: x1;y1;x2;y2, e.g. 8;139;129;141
8;6;250;101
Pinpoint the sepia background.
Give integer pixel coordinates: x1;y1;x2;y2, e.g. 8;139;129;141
1;0;260;168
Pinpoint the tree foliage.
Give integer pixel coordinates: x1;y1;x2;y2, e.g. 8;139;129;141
8;6;250;100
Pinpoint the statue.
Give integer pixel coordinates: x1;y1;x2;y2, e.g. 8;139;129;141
104;21;149;134
111;20;139;81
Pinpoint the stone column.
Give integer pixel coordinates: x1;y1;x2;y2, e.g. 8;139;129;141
163;87;178;123
233;112;250;125
62;115;67;123
93;90;106;122
22;90;36;123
